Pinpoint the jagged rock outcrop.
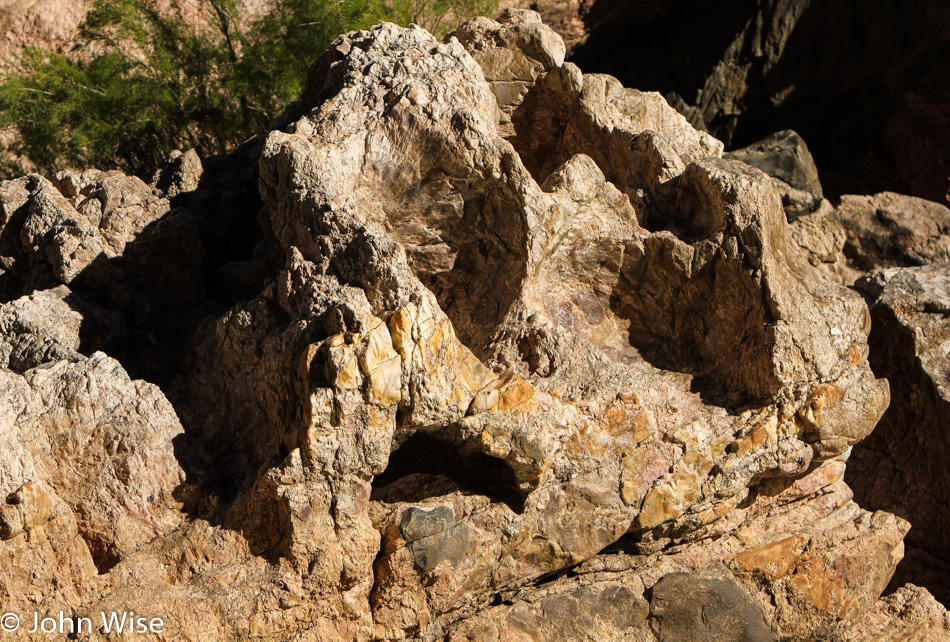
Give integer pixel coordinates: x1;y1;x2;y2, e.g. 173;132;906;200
557;0;950;205
0;11;947;641
845;585;950;642
724;129;950;609
847;267;950;607
0;288;185;613
734;133;950;290
725;129;823;221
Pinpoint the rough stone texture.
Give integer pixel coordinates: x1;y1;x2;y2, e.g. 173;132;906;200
0;12;946;642
250;13;897;638
5;170;189;298
0;0;86;70
650;568;775;641
725;129;823;221
848;267;950;606
445;457;913;641
151;148;204;199
836;192;950;271
495;0;596;54
784;191;950;288
844;584;950;642
562;0;950;205
787;200;860;286
0;287;185;620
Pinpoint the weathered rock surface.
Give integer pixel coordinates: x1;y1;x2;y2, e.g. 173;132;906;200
151;148;204;199
0;0;86;70
0;290;185;618
836;193;950;272
844;584;950;642
725;129;823;221
787;200;860;287
495;0;595;54
742;133;950;614
446;457;913;640
848;266;950;606
561;0;950;205
784;191;950;288
0;11;946;641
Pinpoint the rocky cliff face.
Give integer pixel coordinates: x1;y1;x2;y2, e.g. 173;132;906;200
0;11;949;641
563;0;950;206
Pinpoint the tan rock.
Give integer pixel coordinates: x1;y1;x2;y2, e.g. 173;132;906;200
843;584;950;641
837;192;950;270
0;12;932;642
252;15;891;638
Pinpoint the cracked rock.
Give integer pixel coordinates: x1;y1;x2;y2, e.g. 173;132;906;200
0;11;945;642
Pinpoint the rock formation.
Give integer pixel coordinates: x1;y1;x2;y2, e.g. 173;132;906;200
560;0;950;206
847;267;950;607
1;10;949;641
0;0;86;70
724;124;950;615
725;129;823;221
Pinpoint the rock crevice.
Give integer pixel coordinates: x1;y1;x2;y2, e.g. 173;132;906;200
0;11;947;641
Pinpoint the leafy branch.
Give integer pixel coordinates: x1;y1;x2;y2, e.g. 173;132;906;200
0;0;497;179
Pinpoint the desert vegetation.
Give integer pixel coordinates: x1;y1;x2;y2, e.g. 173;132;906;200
0;0;495;177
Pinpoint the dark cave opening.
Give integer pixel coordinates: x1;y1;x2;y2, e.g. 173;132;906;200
371;429;526;514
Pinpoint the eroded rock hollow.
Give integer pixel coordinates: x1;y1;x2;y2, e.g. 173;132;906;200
1;11;948;641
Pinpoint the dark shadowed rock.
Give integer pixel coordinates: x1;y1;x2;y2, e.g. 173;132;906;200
150;148;204;199
849;266;950;605
399;505;456;542
650;568;775;642
563;0;950;204
408;522;471;573
725;130;823;220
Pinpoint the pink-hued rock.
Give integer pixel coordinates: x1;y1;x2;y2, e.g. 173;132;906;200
0;12;944;641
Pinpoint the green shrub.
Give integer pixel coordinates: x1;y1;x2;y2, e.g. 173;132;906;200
0;0;496;179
